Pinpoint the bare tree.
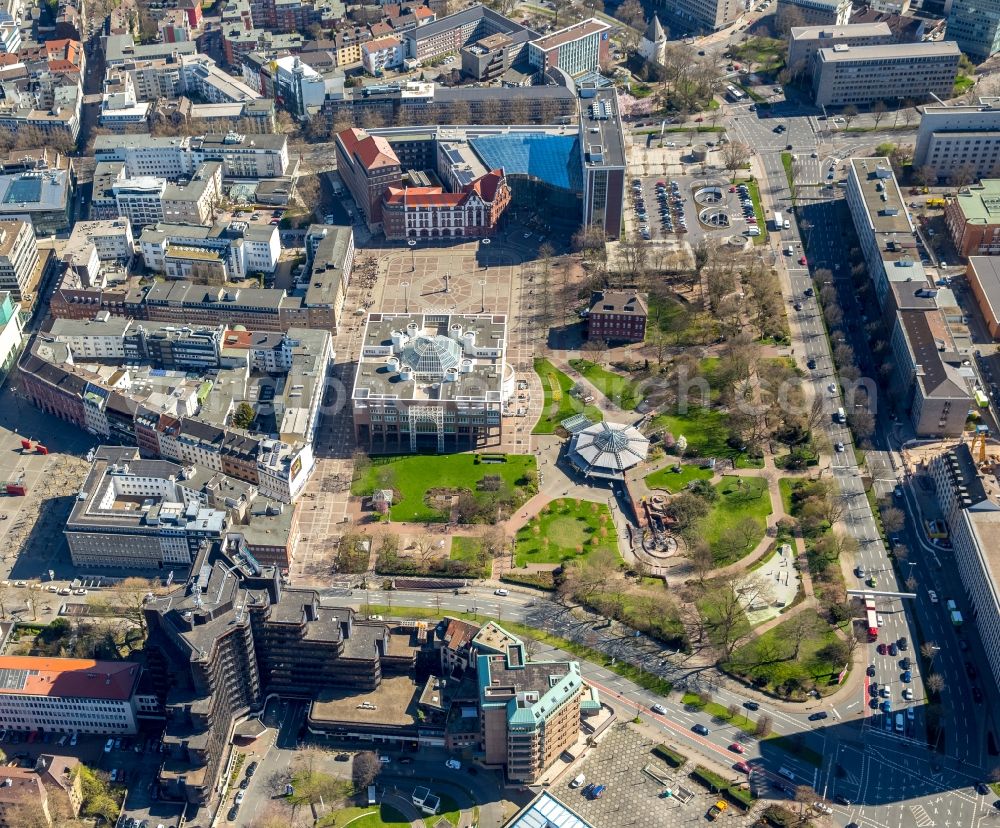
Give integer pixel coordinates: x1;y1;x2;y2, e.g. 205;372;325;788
754;714;773;737
926;673;945;695
841;105;859;130
871;100;888;130
881;505;906;533
352;751;381;790
721;141;751;178
921;640;939;666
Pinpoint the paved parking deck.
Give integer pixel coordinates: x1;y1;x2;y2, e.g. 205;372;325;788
563;723;747;827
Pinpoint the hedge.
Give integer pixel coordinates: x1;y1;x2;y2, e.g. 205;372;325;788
500;572;556;591
690;766;730;793
690;765;756;810
652;744;688;768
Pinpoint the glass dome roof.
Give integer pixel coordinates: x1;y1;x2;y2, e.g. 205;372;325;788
400;335;462;378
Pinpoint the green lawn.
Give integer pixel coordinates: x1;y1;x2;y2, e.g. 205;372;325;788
352;454;536;522
645;463;713;493
425;793;461;827
450;536;483;565
781;151;795;192
778;478;795;516
649;408;735;458
681;693;755;734
723;609;845;698
569;359;643;410
646;293;719;346
515;498;621;565
954;74;975;95
700;476;772;564
533;357;603;434
325;805;410;828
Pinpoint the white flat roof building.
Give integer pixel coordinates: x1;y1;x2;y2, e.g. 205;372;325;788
914;99;1000;181
812;40;961;107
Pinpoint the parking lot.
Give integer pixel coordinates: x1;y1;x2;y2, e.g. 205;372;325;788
561;723;742;828
629;172;766;248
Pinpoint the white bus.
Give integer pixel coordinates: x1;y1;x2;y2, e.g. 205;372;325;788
726;85;746;102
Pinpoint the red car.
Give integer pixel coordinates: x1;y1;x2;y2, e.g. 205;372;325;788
734;761;751;774
728;743;745;754
798;256;807;266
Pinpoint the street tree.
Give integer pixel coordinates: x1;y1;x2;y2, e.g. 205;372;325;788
841;105;859;130
721;141;751;177
920;640;939;665
880;504;906;533
871;99;888;130
353;751;381;790
88;577;162;642
926;673;945;695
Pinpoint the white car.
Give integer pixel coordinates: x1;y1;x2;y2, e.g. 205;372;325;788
835;442;845;452
494;588;509;596
813;802;833;815
877;615;885;627
70;733;78;746
651;704;666;715
828;383;837;394
928;590;939;603
902;688;914;701
104;738;114;753
378;755;392;764
445;759;461;770
571;773;586;788
235;791;245;805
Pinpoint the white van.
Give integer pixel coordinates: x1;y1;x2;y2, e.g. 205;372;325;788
836;407;846;423
571;774;586;788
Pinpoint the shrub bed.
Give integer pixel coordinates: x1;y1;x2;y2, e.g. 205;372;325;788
499;572;556;591
652;744;688;768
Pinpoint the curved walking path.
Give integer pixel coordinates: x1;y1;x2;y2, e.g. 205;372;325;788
381;791;424;828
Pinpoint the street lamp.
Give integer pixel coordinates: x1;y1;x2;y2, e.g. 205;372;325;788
479;279;487;314
482;237;491;274
401;281;409;314
407;239;416;272
443;272;450;294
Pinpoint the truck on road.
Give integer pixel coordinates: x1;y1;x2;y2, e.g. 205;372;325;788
946;599;963;627
865;594;879;639
773;211;783;232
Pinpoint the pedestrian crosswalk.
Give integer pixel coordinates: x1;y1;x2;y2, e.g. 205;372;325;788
909;804;935;827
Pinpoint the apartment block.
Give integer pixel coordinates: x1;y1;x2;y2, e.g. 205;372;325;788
403;4;535;63
0;219;38;300
143;542;400;804
945;181;1000;256
586;290;648;343
812;41;960;107
0;291;22;384
777;0;852;26
363;36;404;74
914;100;1000;182
846;157;973;436
947;0;1000;62
335;127;402;230
787;22;894;72
526;18;610;78
93;131;290;179
672;0;745;31
477;642;587;784
0;655;146;734
966;257;1000;339
927;444;1000;693
139;219;280;280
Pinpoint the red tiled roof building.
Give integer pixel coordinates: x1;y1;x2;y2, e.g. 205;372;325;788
335;127;403;230
381;169;510;240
